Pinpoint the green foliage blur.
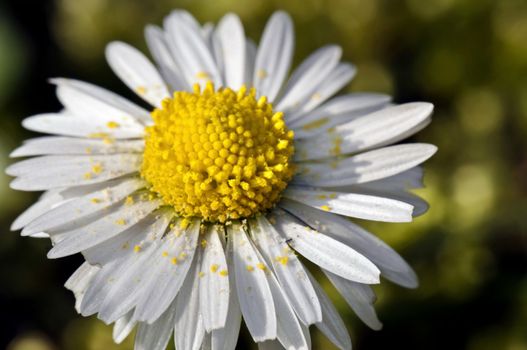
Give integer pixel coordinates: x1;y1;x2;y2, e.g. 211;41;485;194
0;0;526;349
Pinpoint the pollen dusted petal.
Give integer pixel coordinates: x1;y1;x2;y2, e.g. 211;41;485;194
251;216;322;325
230;222;277;342
199;225;230;331
141;82;295;223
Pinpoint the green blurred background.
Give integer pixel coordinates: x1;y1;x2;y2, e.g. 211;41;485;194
1;0;526;349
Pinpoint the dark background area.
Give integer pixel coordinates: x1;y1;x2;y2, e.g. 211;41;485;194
0;0;526;349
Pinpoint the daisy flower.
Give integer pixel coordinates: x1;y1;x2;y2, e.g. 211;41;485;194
8;10;436;350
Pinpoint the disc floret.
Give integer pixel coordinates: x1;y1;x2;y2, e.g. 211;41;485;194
141;82;295;223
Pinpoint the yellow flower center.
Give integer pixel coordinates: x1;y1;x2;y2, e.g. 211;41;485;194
141;82;295;223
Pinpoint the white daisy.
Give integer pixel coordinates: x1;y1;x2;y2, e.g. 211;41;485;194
8;10;436;350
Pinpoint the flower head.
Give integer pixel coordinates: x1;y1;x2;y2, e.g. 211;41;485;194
8;10;436;350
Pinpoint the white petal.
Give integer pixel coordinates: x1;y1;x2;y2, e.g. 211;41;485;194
253;11;294;102
293;144;437;187
135;300;177;350
52;78;151;125
175;254;206;350
81;251;151;318
133;219;201;323
286;63;356;119
307;271;352;350
284;186;414;222
28;232;49;238
64;262;100;313
164;10;202;34
211;248;242;350
300;324;312;349
83;209;172;266
324;270;382;330
8;154;141;191
113;311;137;344
81;213;171;317
106;41;170;107
348;185;430;217
266;270;309;350
216;14;246;89
229;222;276;342
145;25;188;91
354;166;425;191
199;225;230;331
271;209;380;284
11;189;65;230
47;196;160;258
10;137;144;158
22;112;143;139
205;23;225;81
289;93;391;138
244;39;257;86
22;178;145;236
280;199;418;288
289;93;391;128
6;154;133;177
251;216;322;325
294;102;434;161
165;12;222;88
275;45;341;112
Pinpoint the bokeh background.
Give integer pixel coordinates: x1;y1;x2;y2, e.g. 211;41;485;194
1;0;526;349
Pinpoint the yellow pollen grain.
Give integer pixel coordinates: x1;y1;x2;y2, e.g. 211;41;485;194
91;163;103;174
136;86;147;95
201;239;208;248
301;118;329;131
88;132;114;144
140;82;295;223
311;92;322;100
256;263;266;270
89;132;107;138
257;69;268;79
84;172;93;179
180;218;191;229
317;194;327;199
196;71;210;79
125;196;135;205
115;218;126;225
90;198;101;204
320;205;331;211
210;264;219;273
276;256;289;266
170;257;178;265
133;245;142;253
331;136;343;156
106;121;120;129
162;251;169;257
246;265;254;272
219;269;228;277
198;271;206;278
